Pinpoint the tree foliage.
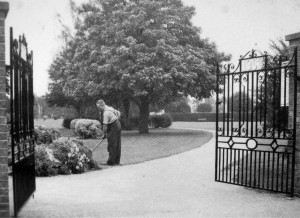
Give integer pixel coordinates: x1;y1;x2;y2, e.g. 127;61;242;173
269;38;288;57
47;0;229;133
165;96;191;113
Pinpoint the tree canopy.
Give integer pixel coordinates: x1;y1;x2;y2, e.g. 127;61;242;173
47;0;229;133
165;96;191;113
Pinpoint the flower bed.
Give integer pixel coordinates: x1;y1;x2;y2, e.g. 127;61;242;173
35;138;99;176
33;126;99;176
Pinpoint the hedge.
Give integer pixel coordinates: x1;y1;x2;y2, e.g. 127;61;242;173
169;112;241;122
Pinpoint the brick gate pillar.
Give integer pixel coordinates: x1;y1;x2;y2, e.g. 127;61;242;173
0;1;9;217
286;32;300;197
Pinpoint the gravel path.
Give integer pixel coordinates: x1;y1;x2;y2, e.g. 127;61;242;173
17;123;300;217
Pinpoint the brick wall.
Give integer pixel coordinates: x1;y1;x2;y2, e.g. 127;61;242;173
0;2;9;217
286;32;300;197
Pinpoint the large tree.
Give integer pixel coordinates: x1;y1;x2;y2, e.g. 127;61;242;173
48;0;229;133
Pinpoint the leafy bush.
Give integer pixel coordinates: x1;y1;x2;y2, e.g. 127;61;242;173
74;119;101;139
150;114;172;128
34;126;61;145
35;145;59;176
50;138;98;174
35;138;99;176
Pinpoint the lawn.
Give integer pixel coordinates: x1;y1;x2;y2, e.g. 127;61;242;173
35;119;213;167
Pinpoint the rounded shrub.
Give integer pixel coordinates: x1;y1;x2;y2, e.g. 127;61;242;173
150;114;172;128
74;119;101;139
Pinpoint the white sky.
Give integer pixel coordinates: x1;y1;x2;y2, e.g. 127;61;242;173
5;0;300;96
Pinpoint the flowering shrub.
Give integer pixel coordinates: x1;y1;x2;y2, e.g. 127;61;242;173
35;144;59;176
34;126;61;145
50;138;98;174
74;119;101;139
35;138;99;176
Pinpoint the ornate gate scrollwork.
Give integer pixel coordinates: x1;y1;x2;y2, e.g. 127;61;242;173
9;27;36;216
215;48;297;195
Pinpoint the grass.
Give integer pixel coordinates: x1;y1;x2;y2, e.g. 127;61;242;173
35;119;213;167
84;129;212;167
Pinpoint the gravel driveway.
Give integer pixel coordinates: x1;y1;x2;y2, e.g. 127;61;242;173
17;123;300;217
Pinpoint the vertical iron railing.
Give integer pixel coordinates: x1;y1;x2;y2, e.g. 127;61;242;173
9;27;36;216
215;49;297;195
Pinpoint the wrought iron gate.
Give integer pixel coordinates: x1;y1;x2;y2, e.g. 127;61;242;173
215;49;297;194
8;27;35;215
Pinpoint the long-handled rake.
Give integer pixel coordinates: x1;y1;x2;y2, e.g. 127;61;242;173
92;138;105;152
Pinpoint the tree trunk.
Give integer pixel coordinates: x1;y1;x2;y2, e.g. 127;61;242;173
139;97;149;134
122;98;130;130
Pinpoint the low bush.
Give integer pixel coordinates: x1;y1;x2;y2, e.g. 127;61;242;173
150;114;172;128
35;138;99;176
74;119;101;139
34;126;61;145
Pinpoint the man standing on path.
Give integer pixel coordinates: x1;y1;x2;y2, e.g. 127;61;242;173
96;99;122;165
